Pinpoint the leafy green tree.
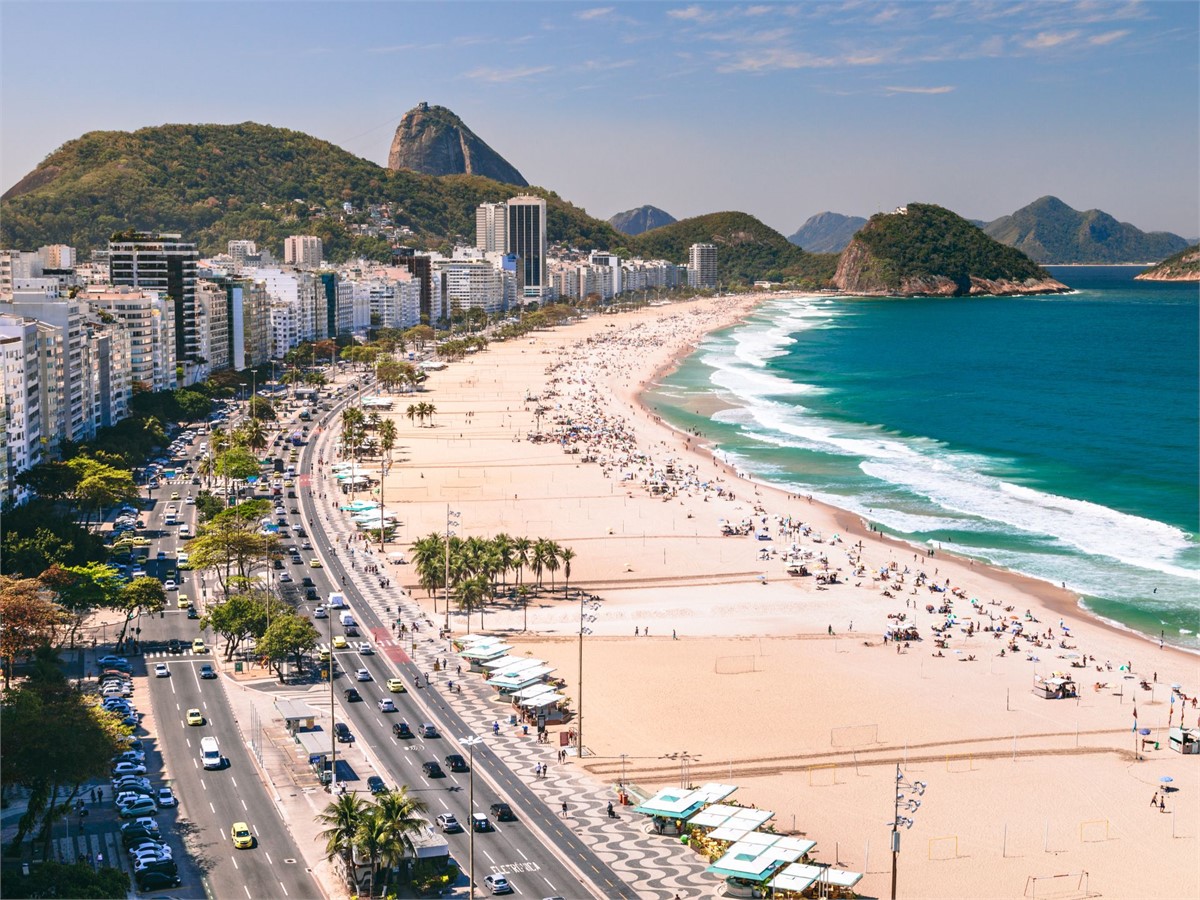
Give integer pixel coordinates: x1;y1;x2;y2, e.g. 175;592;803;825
0;577;72;687
247;396;277;421
257;612;319;682
1;861;129;899
67;457;138;526
112;577;165;646
201;593;268;661
14;460;80;500
194;490;224;522
0;500;108;576
40;562;124;646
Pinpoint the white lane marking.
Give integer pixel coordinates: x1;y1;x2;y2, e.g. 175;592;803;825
482;850;496;863
241;798;248;810
231;856;239;870
193;759;198;769
170;678;176;695
279;882;288;896
231;778;237;788
543;878;556;890
200;779;207;791
512;883;524;895
209;802;215;814
244;885;252;898
517;848;527;860
439;798;449;810
265;851;272;865
375;718;383;727
185;738;191;748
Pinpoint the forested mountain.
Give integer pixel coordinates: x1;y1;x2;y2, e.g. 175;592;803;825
0;123;617;260
983;196;1188;264
834;204;1066;296
629;212;837;287
787;212;867;253
608;205;677;236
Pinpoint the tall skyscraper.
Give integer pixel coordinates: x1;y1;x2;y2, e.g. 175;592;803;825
475;202;508;253
393;247;434;324
284;235;323;269
108;231;198;384
688;243;718;289
506;196;547;300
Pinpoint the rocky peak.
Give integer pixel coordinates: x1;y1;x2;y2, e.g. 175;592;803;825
387;103;527;186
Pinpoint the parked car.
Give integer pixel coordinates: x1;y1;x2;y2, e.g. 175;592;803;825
118;797;158;818
334;722;352;743
111;761;147;778
367;776;388;795
135;869;180;891
156;787;177;807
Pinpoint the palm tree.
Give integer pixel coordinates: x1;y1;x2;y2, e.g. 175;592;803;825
378;419;397;466
374;788;428;890
317;793;368;871
560;546;576;598
542;540;561;590
196;454;215;489
354;807;389;898
512;537;532;589
424;403;437;427
492;533;514;589
405;404;418;427
456;573;491;632
411;533;445;597
237;418;268;452
530;538;549;590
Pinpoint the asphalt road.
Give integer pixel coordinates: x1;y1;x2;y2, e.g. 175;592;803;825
134;441;319;900
296;385;637;899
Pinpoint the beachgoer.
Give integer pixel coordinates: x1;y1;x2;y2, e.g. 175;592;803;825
1151;792;1158;806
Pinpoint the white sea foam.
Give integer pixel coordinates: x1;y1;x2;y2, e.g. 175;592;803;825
702;298;1199;586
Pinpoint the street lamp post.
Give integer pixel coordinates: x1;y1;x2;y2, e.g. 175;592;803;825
328;603;337;792
577;589;586;760
443;508;460;635
458;734;484;898
890;765;927;899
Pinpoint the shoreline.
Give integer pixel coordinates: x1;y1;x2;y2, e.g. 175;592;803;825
357;292;1197;899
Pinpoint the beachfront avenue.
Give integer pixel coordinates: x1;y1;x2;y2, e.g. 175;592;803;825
296;372;637;898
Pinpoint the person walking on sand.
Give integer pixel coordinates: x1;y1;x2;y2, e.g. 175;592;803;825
1151;791;1159;807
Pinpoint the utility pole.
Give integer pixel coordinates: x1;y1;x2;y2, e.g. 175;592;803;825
444;508;459;635
577;589;585;760
329;605;337;792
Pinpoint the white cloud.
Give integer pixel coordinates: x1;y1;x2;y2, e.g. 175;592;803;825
579;58;637;72
667;5;719;23
463;65;553;84
1089;29;1131;45
1022;30;1081;49
577;7;614;21
885;85;956;95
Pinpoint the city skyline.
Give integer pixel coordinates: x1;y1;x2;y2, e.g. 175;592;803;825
1;1;1197;238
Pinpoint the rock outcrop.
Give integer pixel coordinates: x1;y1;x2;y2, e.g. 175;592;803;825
833;204;1069;297
387;102;527;186
1135;244;1200;281
608;205;676;236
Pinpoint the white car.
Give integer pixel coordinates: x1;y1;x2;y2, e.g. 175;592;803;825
163;580;177;592
357;642;373;655
156;787;176;808
314;605;327;619
377;698;396;713
154;663;170;678
278;572;292;583
185;496;195;505
356;668;372;682
112;761;147;778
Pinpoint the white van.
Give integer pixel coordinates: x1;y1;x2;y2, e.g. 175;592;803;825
178;523;191;537
164;513;177;526
327;593;347;610
339;611;355;628
200;736;222;769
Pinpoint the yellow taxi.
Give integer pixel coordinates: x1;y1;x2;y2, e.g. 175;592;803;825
332;635;348;650
186;708;204;726
178;596;191;608
231;822;254;849
309;558;322;568
191;638;207;653
170;491;180;500
319;648;331;663
387;678;406;693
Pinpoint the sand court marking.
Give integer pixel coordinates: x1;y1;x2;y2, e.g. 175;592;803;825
927;835;961;860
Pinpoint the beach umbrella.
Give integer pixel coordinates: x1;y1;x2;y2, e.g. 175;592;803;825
1139;728;1152;736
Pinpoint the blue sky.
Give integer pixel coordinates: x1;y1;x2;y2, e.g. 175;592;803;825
2;1;1196;237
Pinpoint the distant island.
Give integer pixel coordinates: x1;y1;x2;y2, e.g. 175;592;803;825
833;204;1068;297
1135;244;1200;281
608;205;676;236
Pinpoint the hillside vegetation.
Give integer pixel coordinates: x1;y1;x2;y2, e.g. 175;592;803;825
628;211;837;287
1135;244;1200;281
983;195;1188;264
0;123;621;260
835;203;1063;296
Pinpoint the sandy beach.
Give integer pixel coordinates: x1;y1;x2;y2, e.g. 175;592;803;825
344;295;1198;899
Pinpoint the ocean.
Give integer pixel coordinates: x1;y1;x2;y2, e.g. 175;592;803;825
644;267;1200;650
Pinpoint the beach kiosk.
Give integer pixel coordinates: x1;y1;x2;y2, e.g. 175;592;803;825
706;832;817;898
460;641;512;671
1168;726;1200;755
1032;675;1078;699
768;862;864;898
688;804;775;843
634;782;737;836
488;664;557;694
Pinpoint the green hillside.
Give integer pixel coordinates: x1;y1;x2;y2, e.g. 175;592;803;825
1135;244;1200;281
983;195;1188;264
0;123;621;260
627;211;837;287
848;203;1048;291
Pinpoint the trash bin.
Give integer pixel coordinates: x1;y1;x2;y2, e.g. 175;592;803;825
1155;742;1160;750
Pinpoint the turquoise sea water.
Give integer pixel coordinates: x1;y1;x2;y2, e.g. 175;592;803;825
644;267;1200;650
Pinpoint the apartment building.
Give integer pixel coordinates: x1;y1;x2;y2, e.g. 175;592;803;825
283;235;323;269
0;316;43;506
84;286;177;392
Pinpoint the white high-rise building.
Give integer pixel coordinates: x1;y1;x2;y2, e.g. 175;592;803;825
688;243;718;289
0;250;43;301
227;240;258;270
437;259;507;318
38;244;76;270
0;315;43;506
83;287;177;393
475;202;508;253
284;235;323;269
